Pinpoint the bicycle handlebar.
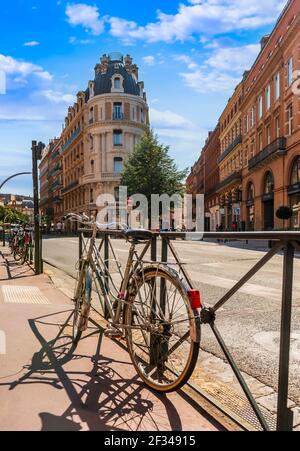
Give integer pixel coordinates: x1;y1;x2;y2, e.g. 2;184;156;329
63;213;128;232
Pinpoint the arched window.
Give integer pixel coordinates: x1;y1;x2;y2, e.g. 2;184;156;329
264;171;274;194
248;183;255;204
114;157;123;174
114;77;121;89
91;160;94;174
291;156;300;185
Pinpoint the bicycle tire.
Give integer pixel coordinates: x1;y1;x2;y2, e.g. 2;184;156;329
123;265;200;393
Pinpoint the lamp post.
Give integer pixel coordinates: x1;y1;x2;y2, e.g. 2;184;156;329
32;140;45;275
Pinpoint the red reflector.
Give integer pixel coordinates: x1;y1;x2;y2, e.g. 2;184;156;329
187;290;201;309
118;292;125;300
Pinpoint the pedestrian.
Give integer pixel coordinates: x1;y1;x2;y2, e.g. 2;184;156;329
56;221;62;236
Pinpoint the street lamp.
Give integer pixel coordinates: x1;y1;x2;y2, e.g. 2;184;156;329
32;140;45;274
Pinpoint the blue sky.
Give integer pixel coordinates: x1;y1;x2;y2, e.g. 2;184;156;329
0;0;287;195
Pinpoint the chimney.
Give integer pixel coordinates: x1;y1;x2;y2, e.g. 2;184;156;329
260;34;270;50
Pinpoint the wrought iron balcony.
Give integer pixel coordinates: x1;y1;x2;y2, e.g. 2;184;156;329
112;112;124;121
61;180;79;194
217;170;242;191
62;128;81;152
218;134;242;163
248;137;287;170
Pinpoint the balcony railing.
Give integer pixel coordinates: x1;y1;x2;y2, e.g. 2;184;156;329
217;170;242;191
218;134;242;163
112;112;124;121
62;127;81;153
61;180;79;194
248;137;287;170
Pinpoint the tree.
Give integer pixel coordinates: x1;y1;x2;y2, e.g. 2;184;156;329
121;129;188;199
0;205;29;225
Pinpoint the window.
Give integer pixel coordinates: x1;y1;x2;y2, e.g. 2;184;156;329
266;124;271;145
275;116;280;138
286;104;293;135
291;156;300;185
258;131;263;152
114;77;121;89
90;189;94;204
113;103;123;120
141;108;145;123
275;72;280;99
248;183;255;203
113;130;122;146
251;106;255;127
264;172;274;194
288;57;293;86
266;85;271;110
258;95;263;119
114;157;123;174
250;141;255;159
91;160;94;174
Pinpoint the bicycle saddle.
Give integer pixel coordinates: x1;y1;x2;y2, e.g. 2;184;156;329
125;229;154;241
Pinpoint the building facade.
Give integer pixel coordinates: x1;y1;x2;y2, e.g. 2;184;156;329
39;53;149;225
203;126;220;231
187;0;300;231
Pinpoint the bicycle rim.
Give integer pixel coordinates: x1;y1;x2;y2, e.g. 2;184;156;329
124;267;200;393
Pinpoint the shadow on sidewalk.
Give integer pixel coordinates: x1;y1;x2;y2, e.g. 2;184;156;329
0;309;218;431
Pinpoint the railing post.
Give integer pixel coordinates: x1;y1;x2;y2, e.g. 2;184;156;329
79;232;83;260
277;240;295;431
2;227;5;247
104;234;110;319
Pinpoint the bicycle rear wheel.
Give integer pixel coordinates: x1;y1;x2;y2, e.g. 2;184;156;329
72;263;92;345
123;266;200;393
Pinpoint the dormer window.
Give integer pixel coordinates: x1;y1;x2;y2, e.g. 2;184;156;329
111;74;124;93
89;81;94;98
114;77;121;89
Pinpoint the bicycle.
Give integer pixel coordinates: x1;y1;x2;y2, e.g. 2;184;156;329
64;213;201;393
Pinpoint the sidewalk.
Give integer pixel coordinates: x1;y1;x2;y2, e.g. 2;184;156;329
0;247;222;432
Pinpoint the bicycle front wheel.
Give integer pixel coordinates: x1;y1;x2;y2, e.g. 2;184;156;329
124;266;200;393
73;263;92;346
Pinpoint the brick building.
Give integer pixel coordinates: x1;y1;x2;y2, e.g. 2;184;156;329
187;0;300;231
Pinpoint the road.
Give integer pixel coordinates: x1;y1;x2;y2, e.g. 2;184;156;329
43;236;300;407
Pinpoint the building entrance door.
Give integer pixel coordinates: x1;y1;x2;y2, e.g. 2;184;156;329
263;199;274;230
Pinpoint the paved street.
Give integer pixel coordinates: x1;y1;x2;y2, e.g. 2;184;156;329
0;247;222;431
43;236;300;409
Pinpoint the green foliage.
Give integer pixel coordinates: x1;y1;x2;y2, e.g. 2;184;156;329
121;129;188;200
0;205;29;225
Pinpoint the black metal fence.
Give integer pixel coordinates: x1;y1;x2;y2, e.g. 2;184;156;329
78;229;300;431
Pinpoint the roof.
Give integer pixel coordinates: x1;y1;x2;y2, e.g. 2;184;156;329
88;54;141;98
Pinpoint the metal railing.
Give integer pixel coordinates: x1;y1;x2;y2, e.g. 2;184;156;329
248;137;287;170
218;134;242;163
76;228;300;431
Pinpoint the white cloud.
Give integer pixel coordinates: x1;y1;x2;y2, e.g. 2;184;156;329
180;69;241;93
173;54;198;70
150;108;193;129
206;44;260;72
0;54;52;82
179;42;261;93
109;0;286;43
41;90;76;104
66;3;104;35
23;41;40;47
142;56;155;66
69;36;93;45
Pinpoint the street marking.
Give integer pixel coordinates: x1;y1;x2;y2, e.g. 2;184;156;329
254;331;300;361
1;286;50;305
0;330;6;355
188;271;285;301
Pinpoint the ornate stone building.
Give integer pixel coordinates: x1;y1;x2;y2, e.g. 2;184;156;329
40;53;149;224
82;52;149;215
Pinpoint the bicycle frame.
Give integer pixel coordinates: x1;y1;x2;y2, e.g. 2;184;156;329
76;224;146;329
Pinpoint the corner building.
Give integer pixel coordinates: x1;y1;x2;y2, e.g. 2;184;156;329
82;53;149;215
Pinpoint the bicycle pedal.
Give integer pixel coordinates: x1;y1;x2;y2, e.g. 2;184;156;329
104;327;123;339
